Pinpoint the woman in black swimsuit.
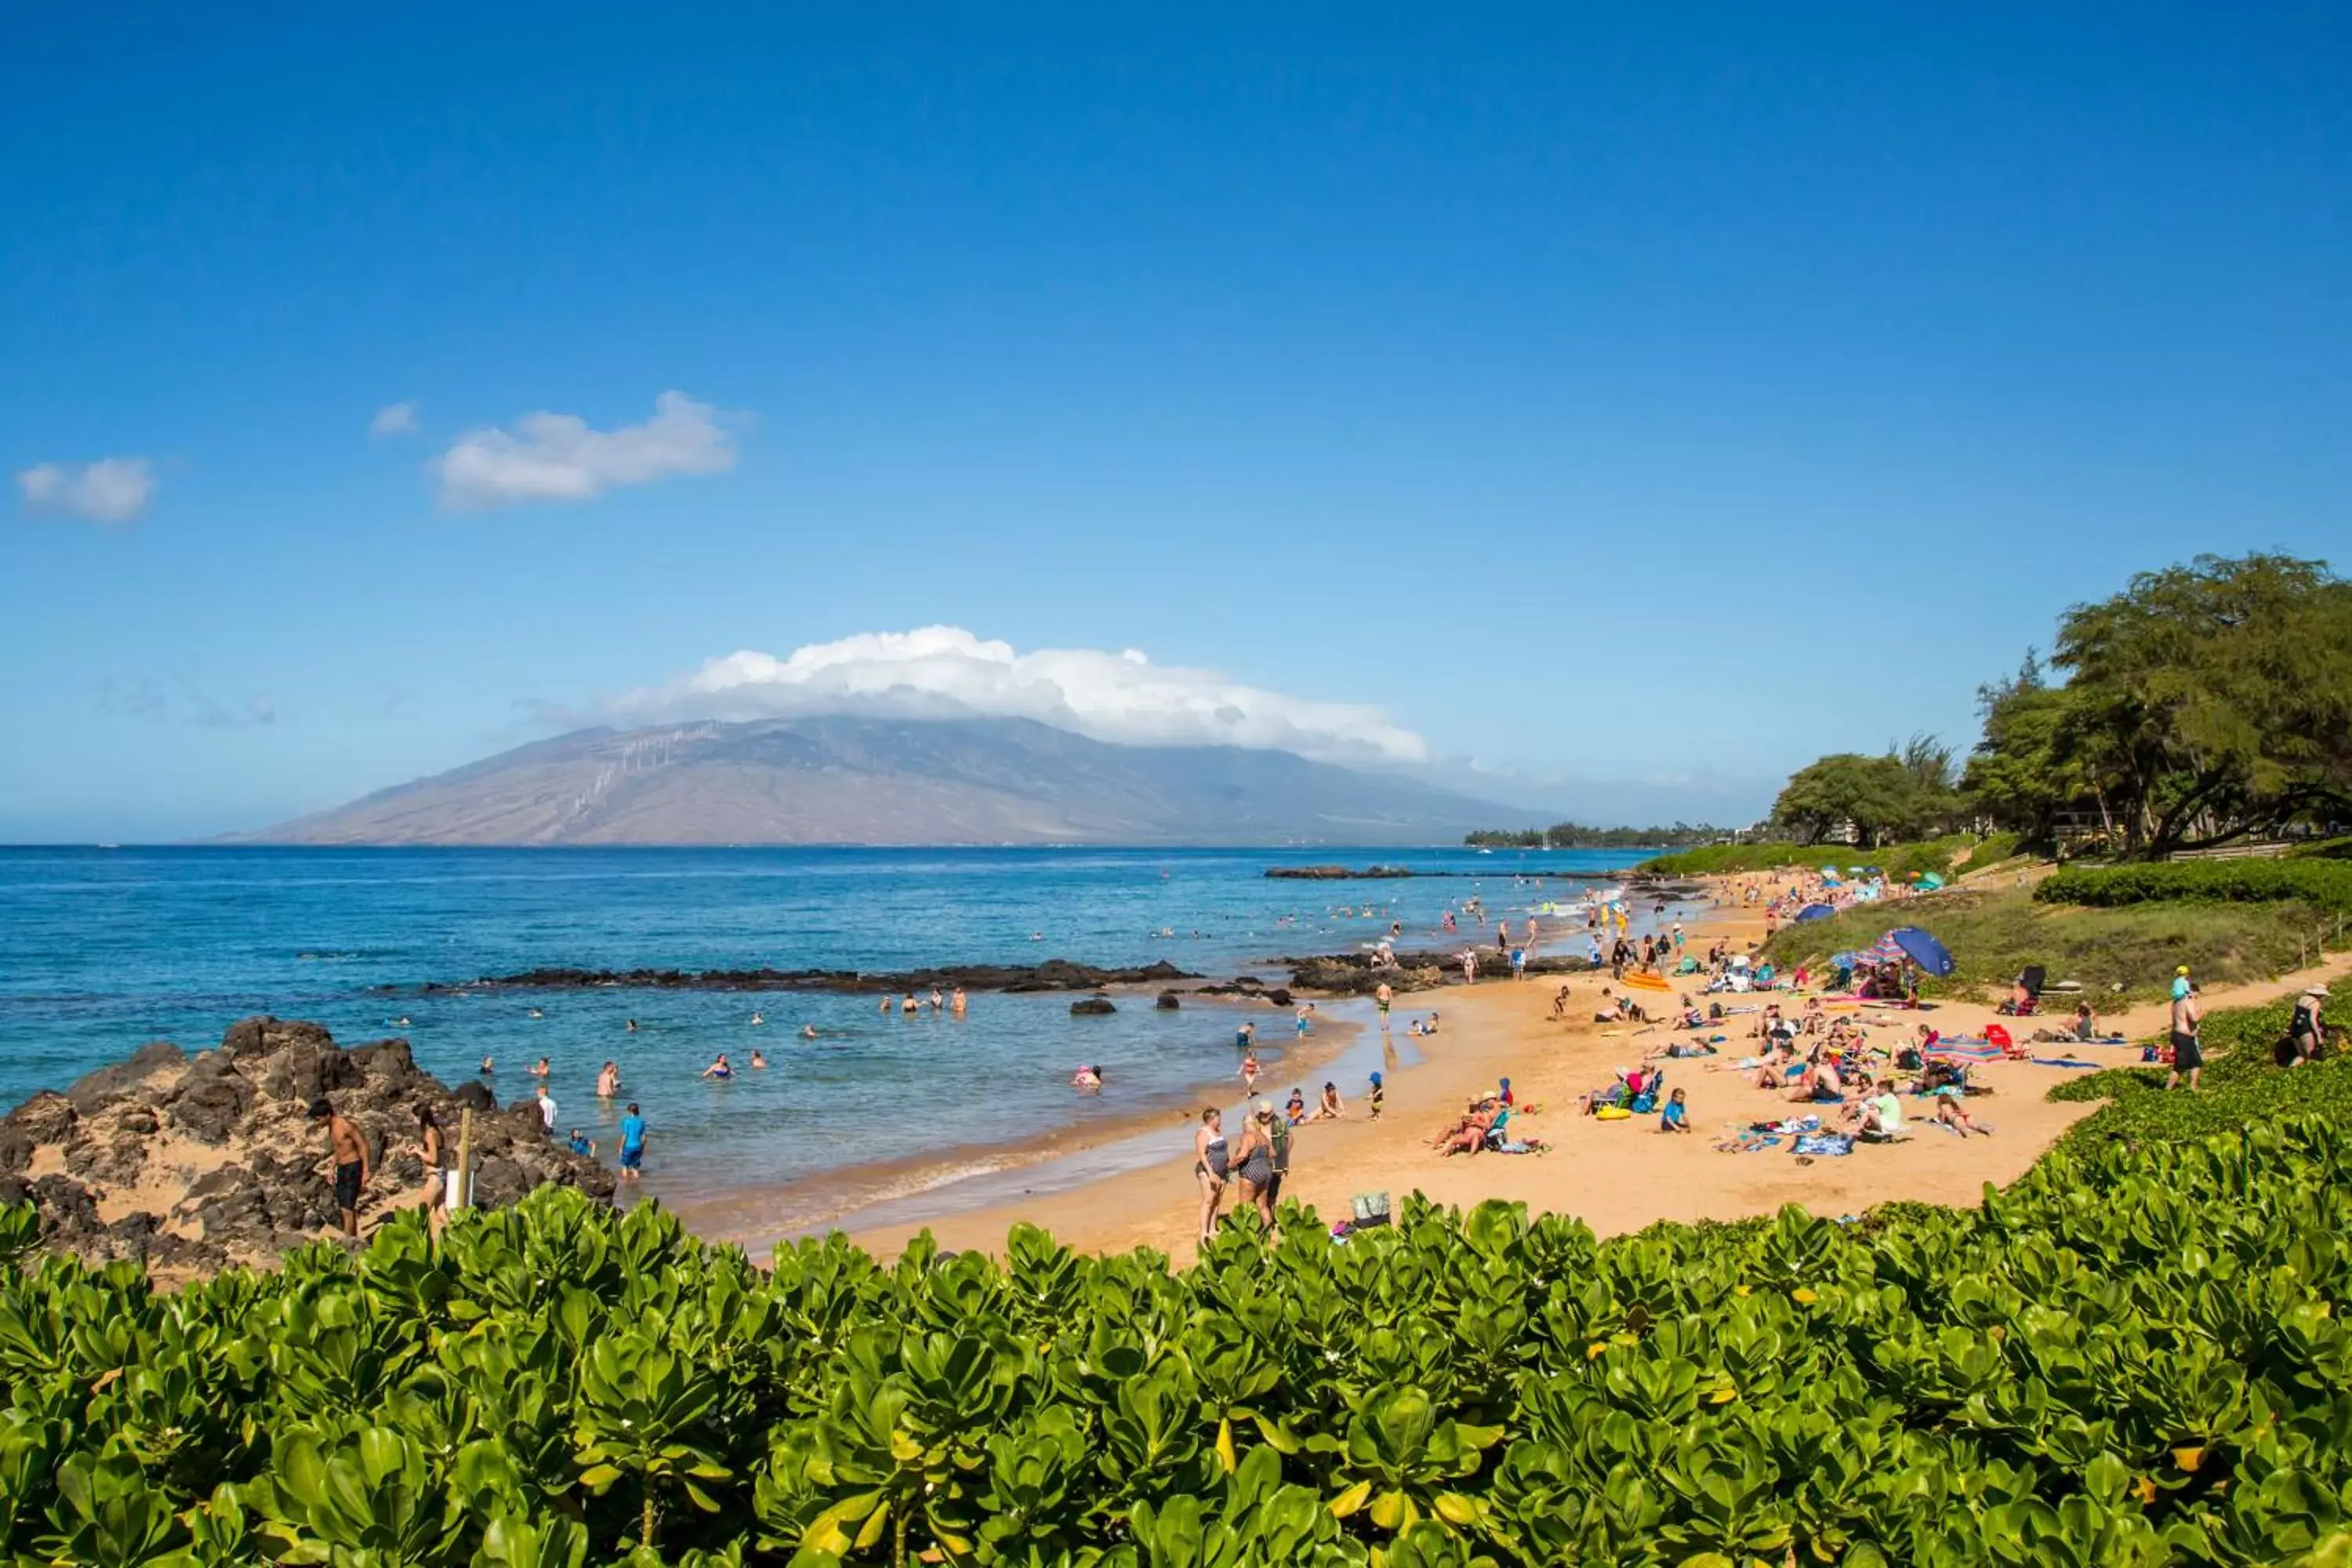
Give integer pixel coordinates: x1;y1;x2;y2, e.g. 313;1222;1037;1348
1192;1108;1229;1243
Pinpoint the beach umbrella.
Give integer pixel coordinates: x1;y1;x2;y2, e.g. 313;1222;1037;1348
1621;971;1672;994
1795;904;1835;922
1830;950;1860;970
1890;927;1955;977
1918;873;1945;891
1864;932;1908;965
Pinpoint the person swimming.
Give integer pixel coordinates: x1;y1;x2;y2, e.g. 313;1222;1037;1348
1071;1064;1102;1092
479;1054;495;1076
596;1061;620;1098
527;1007;544;1020
802;1024;819;1040
530;1057;550;1079
750;1050;768;1069
625;1019;639;1033
750;1011;764;1027
702;1054;732;1080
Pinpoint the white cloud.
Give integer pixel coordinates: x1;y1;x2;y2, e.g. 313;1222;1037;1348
612;626;1431;764
430;390;738;509
16;457;156;523
368;401;419;437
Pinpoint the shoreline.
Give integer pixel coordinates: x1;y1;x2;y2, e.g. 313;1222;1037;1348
826;880;2350;1265
648;994;1380;1243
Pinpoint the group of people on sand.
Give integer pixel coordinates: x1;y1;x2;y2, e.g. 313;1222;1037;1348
1192;1099;1294;1240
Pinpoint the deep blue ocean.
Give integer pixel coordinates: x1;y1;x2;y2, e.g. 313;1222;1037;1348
0;844;1649;1224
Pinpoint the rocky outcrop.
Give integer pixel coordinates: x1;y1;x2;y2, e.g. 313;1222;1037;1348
0;1015;614;1276
1263;865;1429;880
404;957;1199;996
1069;996;1117;1015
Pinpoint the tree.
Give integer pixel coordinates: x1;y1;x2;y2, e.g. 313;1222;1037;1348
1770;753;1922;846
1961;651;2090;844
2048;554;2352;855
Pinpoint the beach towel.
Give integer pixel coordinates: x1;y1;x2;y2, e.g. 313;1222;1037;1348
1792;1133;1854;1157
2029;1058;2103;1070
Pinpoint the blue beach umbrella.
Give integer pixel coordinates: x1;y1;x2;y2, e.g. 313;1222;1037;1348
1889;927;1956;977
1795;904;1835;922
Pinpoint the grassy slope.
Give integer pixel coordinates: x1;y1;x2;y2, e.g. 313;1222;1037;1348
1758;887;2338;1004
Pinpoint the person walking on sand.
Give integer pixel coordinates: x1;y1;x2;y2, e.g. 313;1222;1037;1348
1239;1051;1261;1094
1192;1108;1230;1242
617;1102;647;1181
1367;1069;1385;1120
311;1098;368;1239
2165;982;2205;1091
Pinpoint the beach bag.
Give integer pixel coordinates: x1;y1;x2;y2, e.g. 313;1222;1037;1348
1350;1192;1392;1228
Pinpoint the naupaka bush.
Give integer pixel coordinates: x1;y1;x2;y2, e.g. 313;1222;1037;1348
3;1111;2351;1566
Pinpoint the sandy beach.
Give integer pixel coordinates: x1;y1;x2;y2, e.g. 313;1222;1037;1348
840;881;2350;1263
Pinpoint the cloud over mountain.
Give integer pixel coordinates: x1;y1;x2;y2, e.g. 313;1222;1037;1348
612;626;1430;764
431;391;738;509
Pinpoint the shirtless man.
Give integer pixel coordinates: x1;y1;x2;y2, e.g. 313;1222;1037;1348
1374;981;1393;1030
2165;982;2205;1091
311;1098;369;1239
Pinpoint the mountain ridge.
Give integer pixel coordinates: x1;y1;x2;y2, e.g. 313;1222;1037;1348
230;716;1530;846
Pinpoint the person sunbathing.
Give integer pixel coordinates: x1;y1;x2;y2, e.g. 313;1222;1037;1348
1430;1100;1501;1149
1438;1112;1497;1156
1934;1096;1994;1136
1788;1055;1844;1104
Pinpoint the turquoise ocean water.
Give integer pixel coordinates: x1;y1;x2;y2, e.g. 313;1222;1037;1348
0;845;1650;1222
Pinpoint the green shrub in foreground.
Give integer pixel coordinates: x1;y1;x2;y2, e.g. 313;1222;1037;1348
8;1110;2352;1566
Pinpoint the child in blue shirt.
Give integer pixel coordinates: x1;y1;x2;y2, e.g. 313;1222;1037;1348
1660;1087;1691;1134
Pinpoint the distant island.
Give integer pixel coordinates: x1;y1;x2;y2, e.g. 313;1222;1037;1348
1464;822;1728;849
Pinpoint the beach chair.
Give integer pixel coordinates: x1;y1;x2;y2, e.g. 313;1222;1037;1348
1628;1073;1664;1116
1480;1109;1515;1150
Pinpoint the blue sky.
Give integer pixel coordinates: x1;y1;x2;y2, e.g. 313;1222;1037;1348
4;3;2347;840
